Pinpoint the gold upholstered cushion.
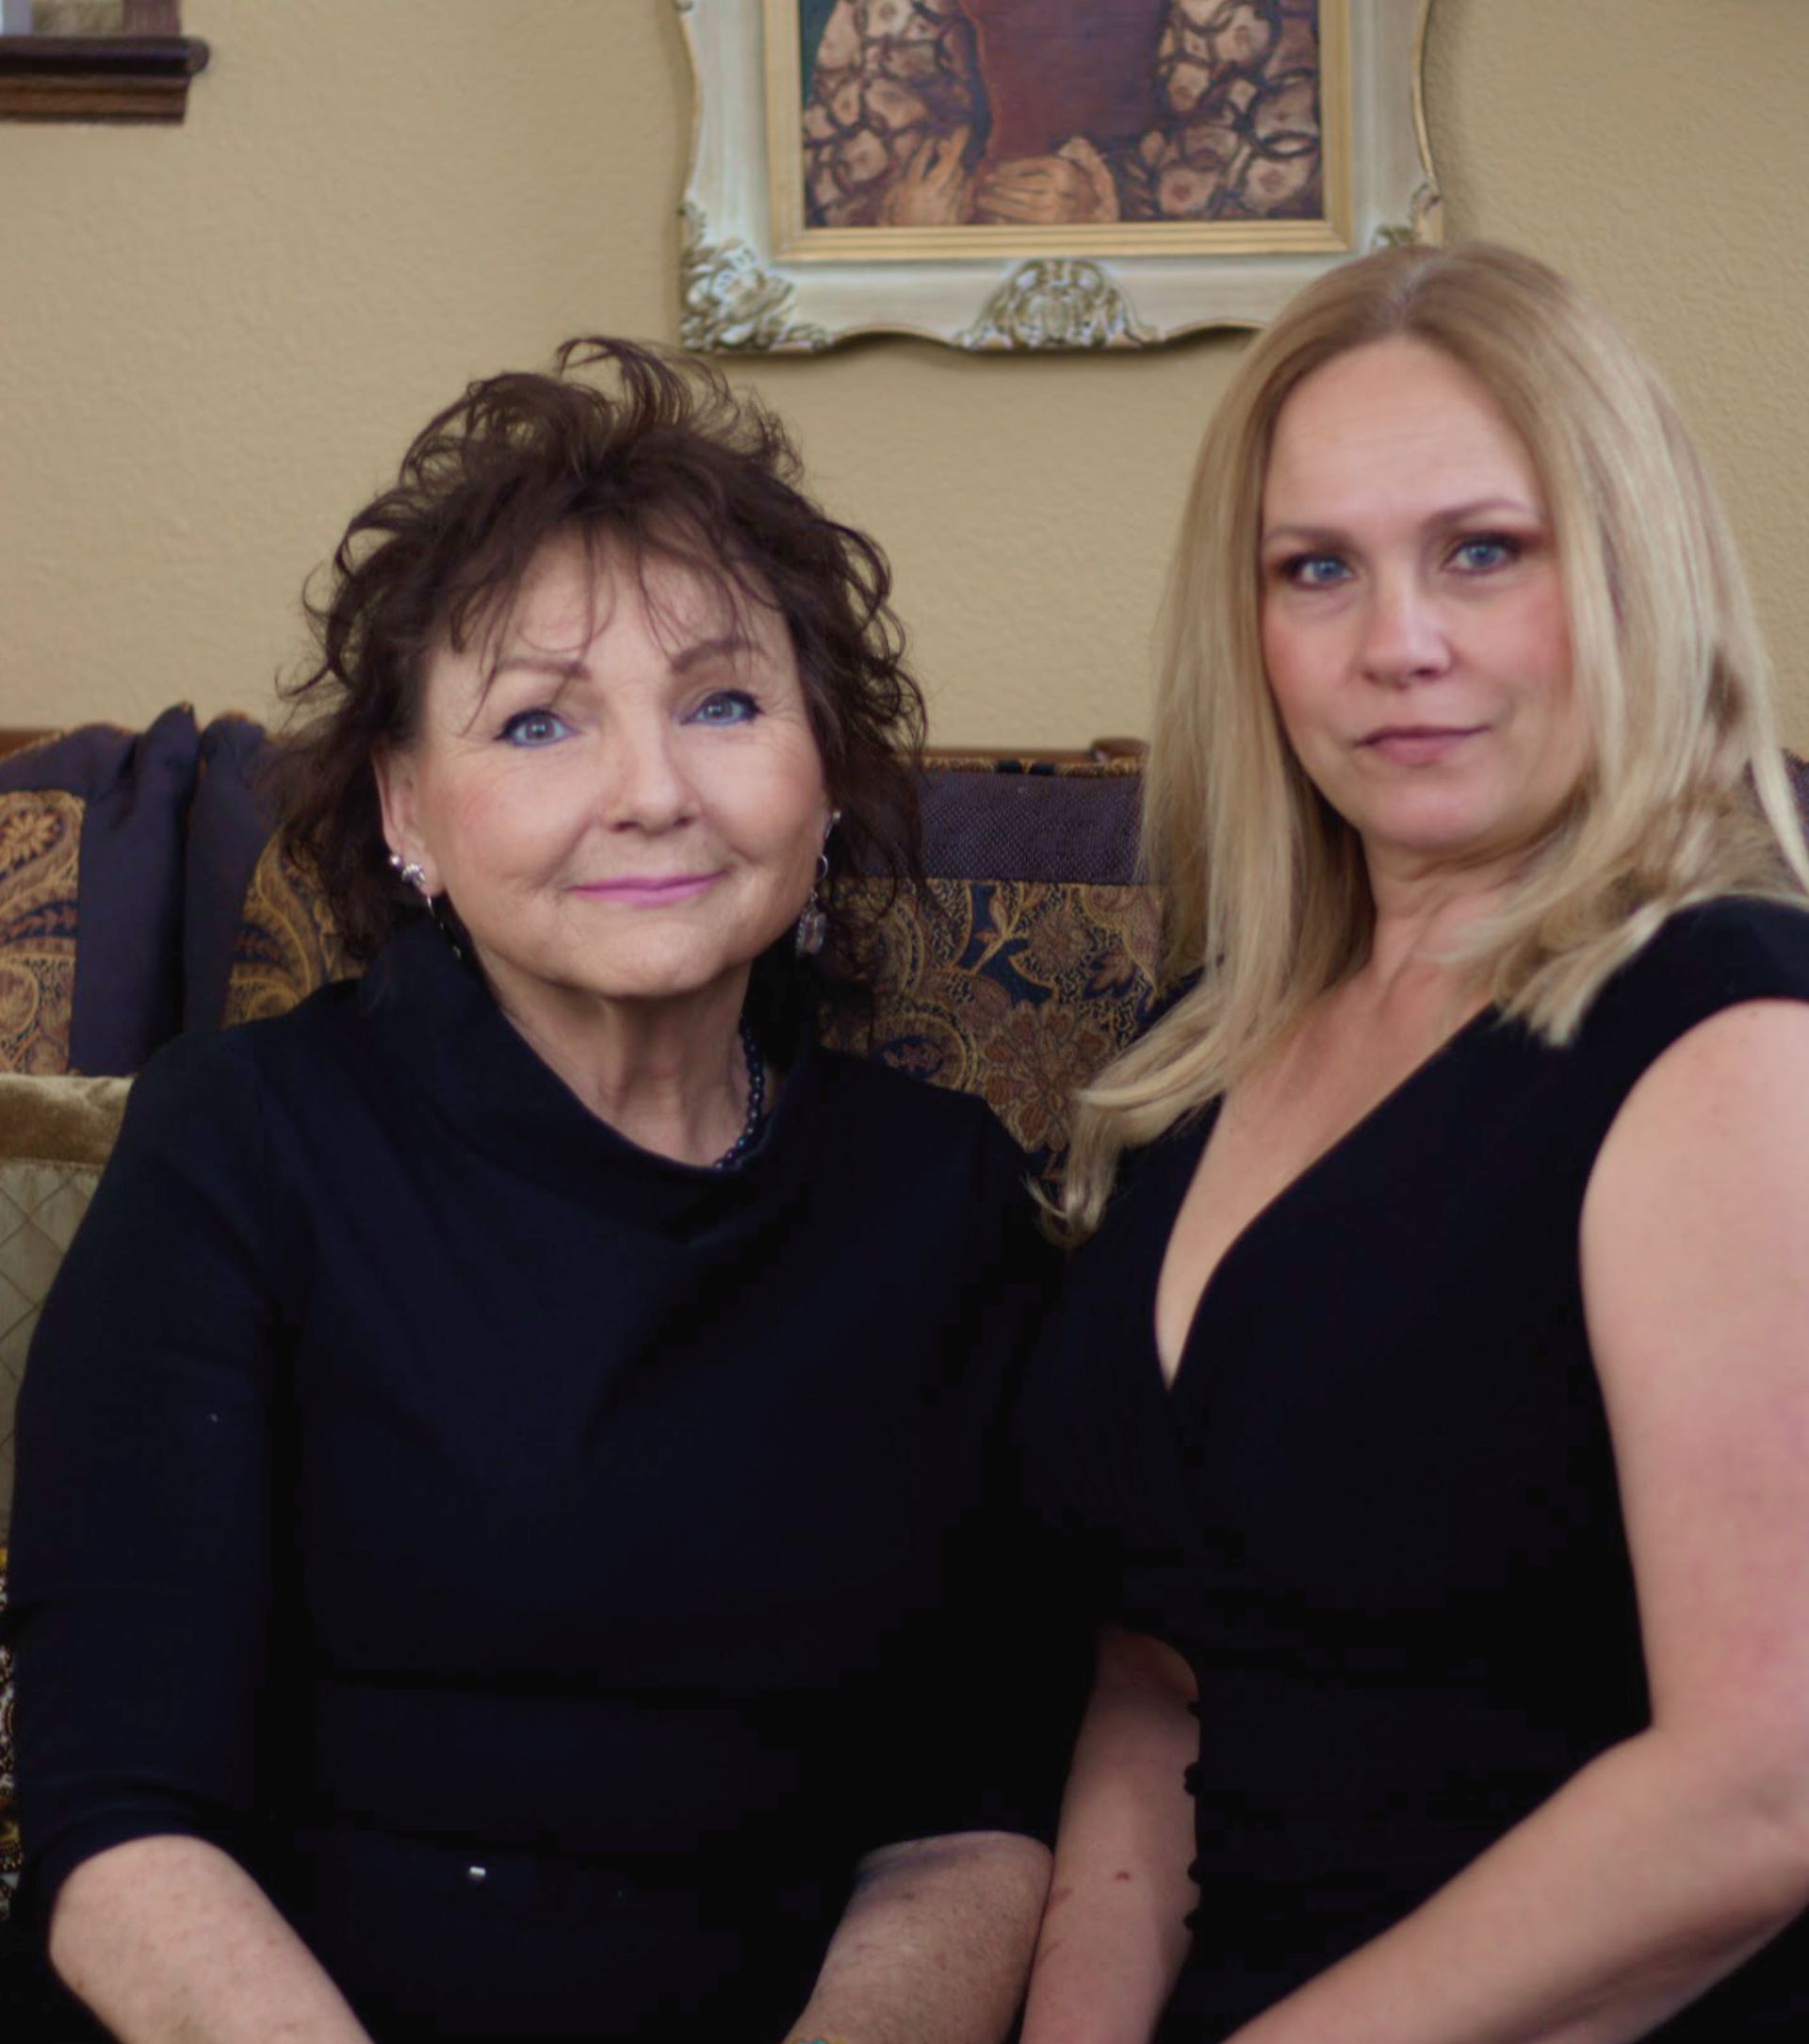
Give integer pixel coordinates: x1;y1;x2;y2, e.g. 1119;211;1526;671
220;836;351;1030
823;877;1162;1162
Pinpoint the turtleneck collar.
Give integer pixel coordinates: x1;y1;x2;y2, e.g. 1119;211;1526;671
356;919;819;1230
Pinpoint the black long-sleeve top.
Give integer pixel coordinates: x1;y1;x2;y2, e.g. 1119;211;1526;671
11;921;1067;2040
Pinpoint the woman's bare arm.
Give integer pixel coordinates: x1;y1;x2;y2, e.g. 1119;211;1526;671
1209;999;1809;2043
1019;1627;1200;2044
49;1836;372;2044
784;1830;1051;2044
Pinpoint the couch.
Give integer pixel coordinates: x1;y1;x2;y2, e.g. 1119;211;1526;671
0;705;1163;1929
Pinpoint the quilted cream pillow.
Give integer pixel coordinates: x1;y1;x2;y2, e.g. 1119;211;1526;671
0;1072;129;1916
0;1073;132;1537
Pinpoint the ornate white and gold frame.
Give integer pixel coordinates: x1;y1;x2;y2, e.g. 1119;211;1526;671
676;0;1440;353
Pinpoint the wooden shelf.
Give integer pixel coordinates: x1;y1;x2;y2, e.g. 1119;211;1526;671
0;33;208;121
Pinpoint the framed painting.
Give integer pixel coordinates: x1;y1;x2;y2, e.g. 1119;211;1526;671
676;0;1441;352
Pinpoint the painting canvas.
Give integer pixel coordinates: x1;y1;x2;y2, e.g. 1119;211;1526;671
792;0;1334;246
677;0;1439;351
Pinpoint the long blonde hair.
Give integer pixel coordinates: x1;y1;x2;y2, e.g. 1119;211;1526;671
1061;240;1809;1238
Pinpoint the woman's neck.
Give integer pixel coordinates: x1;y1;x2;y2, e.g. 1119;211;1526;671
1328;851;1520;1044
487;968;758;1168
1358;842;1522;1006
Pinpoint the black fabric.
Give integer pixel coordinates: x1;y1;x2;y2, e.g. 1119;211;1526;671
10;920;1070;2040
1026;896;1809;2041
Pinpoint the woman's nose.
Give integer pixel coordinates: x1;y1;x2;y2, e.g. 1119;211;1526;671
603;722;693;830
1359;572;1450;686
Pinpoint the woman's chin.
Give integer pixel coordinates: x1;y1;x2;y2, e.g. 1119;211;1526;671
1352;800;1544;879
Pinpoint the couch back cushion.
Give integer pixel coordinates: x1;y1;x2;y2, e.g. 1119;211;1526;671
184;719;331;1038
0;710;200;1076
183;723;1162;1168
184;714;352;1032
822;760;1159;1165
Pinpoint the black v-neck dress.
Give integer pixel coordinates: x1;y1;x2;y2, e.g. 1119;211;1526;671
1025;897;1809;2039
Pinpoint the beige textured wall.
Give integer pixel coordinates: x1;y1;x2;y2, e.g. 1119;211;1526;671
2;2;1806;748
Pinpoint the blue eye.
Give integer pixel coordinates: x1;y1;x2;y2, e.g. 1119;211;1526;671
689;690;758;727
1284;553;1350;589
1452;534;1519;573
499;708;572;747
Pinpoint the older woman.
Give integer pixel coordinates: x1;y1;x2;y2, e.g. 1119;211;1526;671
10;342;1067;2041
1021;242;1809;2041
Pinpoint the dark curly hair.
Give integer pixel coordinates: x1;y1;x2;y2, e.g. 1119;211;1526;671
276;336;926;1018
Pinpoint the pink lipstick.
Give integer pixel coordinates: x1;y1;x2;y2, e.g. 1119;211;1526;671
569;875;721;906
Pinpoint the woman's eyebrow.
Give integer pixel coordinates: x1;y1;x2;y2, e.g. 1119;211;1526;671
1424;495;1543;526
481;630;758;687
669;630;757;672
487;651;590;682
1261;496;1543;548
1259;522;1345;549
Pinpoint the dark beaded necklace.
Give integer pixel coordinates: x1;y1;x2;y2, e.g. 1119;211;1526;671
711;1018;765;1170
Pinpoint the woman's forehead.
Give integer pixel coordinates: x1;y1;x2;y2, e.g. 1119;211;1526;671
1263;338;1543;525
474;531;784;671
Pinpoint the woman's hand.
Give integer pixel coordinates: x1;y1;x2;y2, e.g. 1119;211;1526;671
1019;1627;1199;2044
1215;998;1809;2043
50;1835;374;2044
785;1829;1051;2044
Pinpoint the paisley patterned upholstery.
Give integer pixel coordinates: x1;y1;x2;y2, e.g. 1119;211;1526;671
823;877;1160;1165
831;756;1161;1166
220;837;352;1030
0;794;81;1078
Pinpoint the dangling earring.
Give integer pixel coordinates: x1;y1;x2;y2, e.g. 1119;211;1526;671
387;850;431;900
388;848;464;957
794;855;829;957
794;809;840;958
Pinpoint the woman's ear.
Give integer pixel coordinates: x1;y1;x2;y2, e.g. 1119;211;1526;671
373;744;433;891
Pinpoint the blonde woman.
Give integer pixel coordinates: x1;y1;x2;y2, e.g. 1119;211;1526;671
1021;242;1809;2043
